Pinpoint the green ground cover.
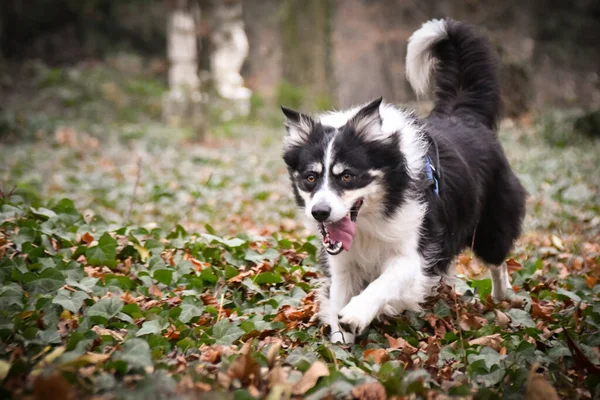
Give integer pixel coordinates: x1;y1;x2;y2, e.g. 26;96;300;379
0;60;599;399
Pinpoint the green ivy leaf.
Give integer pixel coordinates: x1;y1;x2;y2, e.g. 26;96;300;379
65;277;99;293
242;277;264;296
153;269;173;285
136;320;166;336
254;271;282;285
506;309;536;328
201;234;246;248
86;233;117;268
554;288;582;303
24;268;64;295
52;290;88;313
0;284;24;311
116;338;152;368
178;303;204;323
212;319;244;345
86;297;123;321
469;278;492;299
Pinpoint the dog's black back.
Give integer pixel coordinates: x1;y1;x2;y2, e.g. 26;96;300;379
417;20;527;275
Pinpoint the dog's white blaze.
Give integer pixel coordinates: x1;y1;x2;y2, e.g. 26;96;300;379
306;135;347;222
405;19;448;96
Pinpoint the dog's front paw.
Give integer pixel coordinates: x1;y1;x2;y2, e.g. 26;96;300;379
330;330;356;344
337;297;376;335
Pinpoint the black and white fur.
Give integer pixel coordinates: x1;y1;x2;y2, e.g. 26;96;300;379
281;19;526;343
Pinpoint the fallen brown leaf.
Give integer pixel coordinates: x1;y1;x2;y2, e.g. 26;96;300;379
81;232;94;245
458;314;485;331
363;348;390;364
227;341;260;385
141;299;161;311
200;344;223;364
91;326;124;342
426;336;440;367
266;340;282;368
468;333;503;351
268;365;290;387
585;275;598;288
424;314;448;338
273;305;314;324
506;258;523;274
183;253;210;271
351;381;387;400
494;309;511;329
438;365;454;381
201;292;219;308
33;371;74;400
384;333;417;353
292;361;329;395
149;285;162;297
60;352;111;368
551;235;564;251
531;300;555;321
227;268;255;284
526;364;560;400
164;324;180;340
120;292;137;304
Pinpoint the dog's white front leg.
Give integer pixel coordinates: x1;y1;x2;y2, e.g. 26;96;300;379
338;252;427;335
488;261;513;301
326;274;357;344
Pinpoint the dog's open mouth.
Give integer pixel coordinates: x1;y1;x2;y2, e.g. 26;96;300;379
318;199;364;255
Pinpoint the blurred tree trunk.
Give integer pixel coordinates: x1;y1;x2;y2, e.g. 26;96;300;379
163;0;205;138
280;0;334;109
209;0;252;118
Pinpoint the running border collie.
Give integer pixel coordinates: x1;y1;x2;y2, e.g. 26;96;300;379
281;19;526;343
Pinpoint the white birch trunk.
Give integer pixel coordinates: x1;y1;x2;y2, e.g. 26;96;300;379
210;0;251;118
163;2;204;135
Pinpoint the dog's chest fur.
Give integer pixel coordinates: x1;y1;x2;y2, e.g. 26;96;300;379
325;196;426;289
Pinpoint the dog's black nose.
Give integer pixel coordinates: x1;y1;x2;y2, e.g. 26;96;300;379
311;204;331;222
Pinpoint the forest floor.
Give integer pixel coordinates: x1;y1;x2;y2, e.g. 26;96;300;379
1;58;599;399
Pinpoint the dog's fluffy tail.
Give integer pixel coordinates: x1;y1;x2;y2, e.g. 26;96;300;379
406;19;501;130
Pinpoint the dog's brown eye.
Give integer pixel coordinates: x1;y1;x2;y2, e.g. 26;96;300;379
341;173;352;182
306;175;316;183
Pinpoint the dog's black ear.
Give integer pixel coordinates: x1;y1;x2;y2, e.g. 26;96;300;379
350;97;383;140
281;106;315;149
354;97;383;121
281;106;301;123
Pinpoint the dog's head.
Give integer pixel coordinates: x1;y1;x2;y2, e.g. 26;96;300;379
281;98;412;255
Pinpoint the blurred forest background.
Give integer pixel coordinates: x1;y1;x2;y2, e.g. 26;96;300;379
1;0;600;118
1;0;600;233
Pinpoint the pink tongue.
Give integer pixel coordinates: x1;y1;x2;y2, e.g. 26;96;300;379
327;216;357;251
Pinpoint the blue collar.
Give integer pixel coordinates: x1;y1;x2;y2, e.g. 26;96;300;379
425;155;440;195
